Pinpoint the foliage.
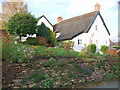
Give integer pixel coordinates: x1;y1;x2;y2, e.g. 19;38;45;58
80;45;91;58
2;39;13;61
113;46;120;50
36;22;50;40
9;44;36;63
37;37;47;46
7;12;37;41
80;44;96;58
5;43;80;63
41;79;53;88
26;37;38;45
9;51;119;88
58;41;74;49
100;45;108;54
88;44;96;53
47;28;57;46
36;23;57;46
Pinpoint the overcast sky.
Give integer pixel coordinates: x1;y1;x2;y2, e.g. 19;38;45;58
0;0;119;42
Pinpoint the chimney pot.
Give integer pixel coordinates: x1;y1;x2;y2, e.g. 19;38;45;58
94;3;101;11
57;17;63;23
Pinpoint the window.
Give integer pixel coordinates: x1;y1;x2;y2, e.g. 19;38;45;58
106;41;107;45
78;39;82;45
95;25;97;30
78;39;79;44
96;40;98;44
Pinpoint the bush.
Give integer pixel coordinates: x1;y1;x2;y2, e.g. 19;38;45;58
80;44;96;58
100;45;108;54
36;23;57;46
36;22;50;40
58;41;74;49
88;44;96;53
37;37;47;45
26;37;38;45
47;29;57;46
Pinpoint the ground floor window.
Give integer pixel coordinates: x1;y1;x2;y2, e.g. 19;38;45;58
78;39;82;45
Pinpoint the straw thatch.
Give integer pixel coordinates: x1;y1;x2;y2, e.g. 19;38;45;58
54;11;110;41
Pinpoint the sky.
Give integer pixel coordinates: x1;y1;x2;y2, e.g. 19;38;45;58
0;0;119;42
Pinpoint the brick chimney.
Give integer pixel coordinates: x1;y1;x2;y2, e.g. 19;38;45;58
57;17;63;23
94;3;101;11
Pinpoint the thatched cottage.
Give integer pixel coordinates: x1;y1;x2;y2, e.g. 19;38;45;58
53;3;111;52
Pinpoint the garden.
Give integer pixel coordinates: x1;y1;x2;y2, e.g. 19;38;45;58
1;12;120;88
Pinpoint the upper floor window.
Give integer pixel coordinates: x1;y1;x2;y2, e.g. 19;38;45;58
95;25;98;30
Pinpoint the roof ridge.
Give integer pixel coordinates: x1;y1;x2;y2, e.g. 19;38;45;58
57;11;99;24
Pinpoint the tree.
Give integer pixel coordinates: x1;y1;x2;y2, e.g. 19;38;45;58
6;12;37;42
36;22;50;40
0;0;28;29
36;22;57;46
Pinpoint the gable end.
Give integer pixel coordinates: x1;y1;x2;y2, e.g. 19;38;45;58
86;12;110;35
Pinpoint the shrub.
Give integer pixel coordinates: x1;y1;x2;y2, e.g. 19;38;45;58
26;37;38;45
47;29;57;46
80;45;92;58
100;45;108;54
36;22;50;40
58;41;74;49
88;44;96;53
37;37;47;45
36;23;57;46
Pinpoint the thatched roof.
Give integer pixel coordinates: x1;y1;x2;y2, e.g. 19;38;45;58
54;11;110;41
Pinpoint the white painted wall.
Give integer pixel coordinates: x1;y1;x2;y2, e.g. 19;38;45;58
71;15;110;52
37;16;53;31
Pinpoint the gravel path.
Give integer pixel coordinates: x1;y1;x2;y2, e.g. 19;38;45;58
93;81;119;88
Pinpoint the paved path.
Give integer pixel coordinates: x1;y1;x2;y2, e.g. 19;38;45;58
93;81;119;88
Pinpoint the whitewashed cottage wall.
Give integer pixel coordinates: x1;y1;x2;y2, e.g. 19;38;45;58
72;15;110;52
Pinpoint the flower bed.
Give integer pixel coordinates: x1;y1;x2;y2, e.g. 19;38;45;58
5;57;119;88
8;44;80;63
